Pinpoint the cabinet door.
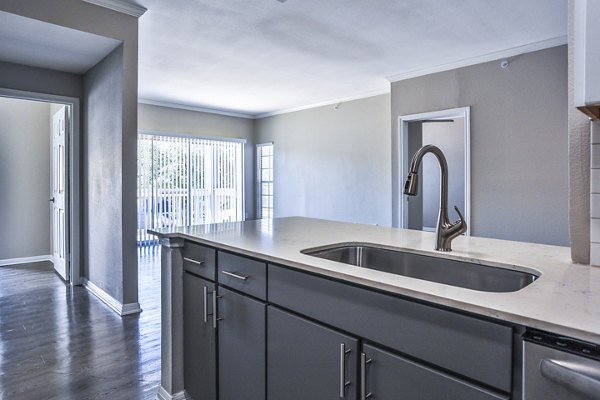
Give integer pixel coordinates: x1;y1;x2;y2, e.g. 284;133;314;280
268;306;359;400
218;287;266;400
361;343;508;400
183;272;217;400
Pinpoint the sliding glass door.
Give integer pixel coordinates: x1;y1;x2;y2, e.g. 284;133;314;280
137;133;244;245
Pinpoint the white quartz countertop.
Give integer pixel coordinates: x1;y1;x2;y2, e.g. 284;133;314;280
150;217;600;344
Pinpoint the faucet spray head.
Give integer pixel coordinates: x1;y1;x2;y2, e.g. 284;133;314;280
404;172;419;196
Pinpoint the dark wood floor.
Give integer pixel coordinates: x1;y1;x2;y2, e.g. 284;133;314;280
0;248;162;399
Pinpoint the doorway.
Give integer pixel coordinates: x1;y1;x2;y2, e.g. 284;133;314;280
396;107;471;235
0;89;80;284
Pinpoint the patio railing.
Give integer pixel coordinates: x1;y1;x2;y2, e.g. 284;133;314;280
137;187;239;247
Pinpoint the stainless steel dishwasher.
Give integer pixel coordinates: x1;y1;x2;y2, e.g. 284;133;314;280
523;330;600;399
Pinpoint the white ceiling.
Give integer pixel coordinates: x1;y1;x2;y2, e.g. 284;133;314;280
0;1;568;116
137;0;567;117
0;11;121;74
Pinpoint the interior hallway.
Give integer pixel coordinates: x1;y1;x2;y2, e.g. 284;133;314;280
0;249;162;400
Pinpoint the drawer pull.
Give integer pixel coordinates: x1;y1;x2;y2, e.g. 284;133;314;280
203;287;217;324
340;343;352;398
184;257;205;266
221;270;249;281
361;353;372;400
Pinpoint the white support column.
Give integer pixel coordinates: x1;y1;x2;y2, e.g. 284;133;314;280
569;0;591;264
156;236;190;400
591;121;600;266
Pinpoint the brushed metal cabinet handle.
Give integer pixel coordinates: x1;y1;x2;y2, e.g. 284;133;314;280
361;353;372;400
184;257;205;266
203;286;209;323
221;270;248;281
340;343;352;398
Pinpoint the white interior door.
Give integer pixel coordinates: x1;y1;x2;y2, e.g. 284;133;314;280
51;106;68;281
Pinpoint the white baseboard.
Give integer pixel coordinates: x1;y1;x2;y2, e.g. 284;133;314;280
0;254;52;267
82;278;142;316
156;387;191;400
122;302;143;315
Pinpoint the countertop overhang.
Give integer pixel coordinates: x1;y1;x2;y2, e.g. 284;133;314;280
149;217;600;344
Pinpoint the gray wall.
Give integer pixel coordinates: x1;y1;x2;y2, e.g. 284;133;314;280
421;119;465;229
392;45;569;246
1;1;141;307
138;103;256;218
83;46;126;302
405;119;465;230
0;61;83;99
255;94;392;226
0;97;51;260
406;122;423;230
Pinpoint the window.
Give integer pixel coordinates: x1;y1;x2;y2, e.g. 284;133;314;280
137;133;244;245
256;143;274;219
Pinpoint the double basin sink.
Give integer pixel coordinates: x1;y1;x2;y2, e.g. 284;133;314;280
301;243;538;293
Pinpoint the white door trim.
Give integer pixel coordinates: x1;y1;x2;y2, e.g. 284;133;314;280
396;106;471;235
0;88;82;285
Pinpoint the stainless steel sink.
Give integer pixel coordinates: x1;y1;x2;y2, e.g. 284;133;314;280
301;243;538;293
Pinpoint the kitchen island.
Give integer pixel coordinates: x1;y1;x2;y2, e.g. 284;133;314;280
151;217;600;400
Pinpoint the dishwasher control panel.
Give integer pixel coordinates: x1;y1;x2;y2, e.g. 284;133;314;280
523;329;600;362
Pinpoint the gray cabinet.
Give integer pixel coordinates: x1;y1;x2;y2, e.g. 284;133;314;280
218;287;266;400
179;244;517;400
183;272;217;400
269;264;513;392
267;306;359;400
361;343;508;400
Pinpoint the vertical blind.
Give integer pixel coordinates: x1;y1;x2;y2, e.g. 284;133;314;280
137;133;244;245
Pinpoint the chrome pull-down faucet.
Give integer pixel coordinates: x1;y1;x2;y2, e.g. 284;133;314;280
404;144;467;252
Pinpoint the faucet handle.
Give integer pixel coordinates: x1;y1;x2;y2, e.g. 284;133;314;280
453;206;467;234
453;205;464;222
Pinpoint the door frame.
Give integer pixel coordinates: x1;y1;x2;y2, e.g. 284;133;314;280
0;88;81;285
395;106;471;235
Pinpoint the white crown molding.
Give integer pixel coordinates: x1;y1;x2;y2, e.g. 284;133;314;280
82;0;147;18
0;254;52;267
141;88;391;120
139;98;255;119
82;278;143;316
386;35;568;83
255;87;391;119
139;36;565;121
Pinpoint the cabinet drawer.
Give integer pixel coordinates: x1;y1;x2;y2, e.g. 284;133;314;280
183;241;216;280
268;265;513;392
218;251;266;300
363;343;508;400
